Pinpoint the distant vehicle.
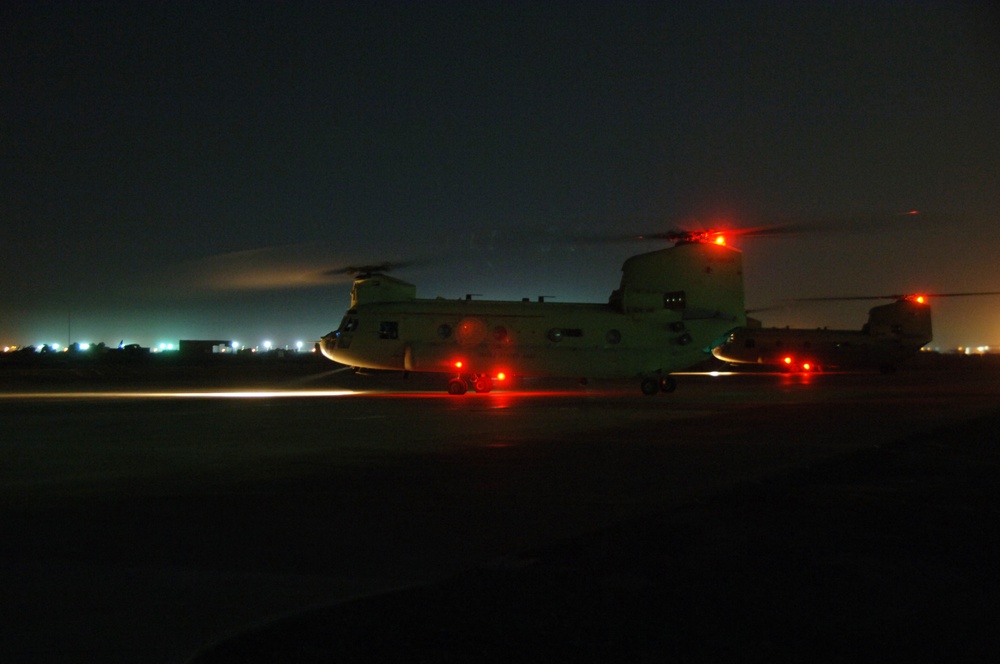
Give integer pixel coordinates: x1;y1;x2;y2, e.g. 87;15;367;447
321;230;747;395
713;292;1000;373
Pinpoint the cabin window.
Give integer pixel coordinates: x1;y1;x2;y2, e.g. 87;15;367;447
744;338;756;349
493;326;509;342
548;328;583;342
378;321;398;340
437;324;452;339
340;317;359;332
663;291;686;310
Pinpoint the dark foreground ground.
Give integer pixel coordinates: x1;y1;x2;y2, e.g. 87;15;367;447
3;354;999;663
192;410;1000;663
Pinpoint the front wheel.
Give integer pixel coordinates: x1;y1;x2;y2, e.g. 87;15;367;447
447;378;468;395
660;375;677;393
640;377;659;396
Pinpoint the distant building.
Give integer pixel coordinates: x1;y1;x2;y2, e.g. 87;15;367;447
179;340;233;355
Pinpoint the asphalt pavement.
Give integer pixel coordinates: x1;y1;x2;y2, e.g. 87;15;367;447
2;361;998;662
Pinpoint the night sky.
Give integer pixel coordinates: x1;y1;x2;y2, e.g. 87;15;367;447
4;2;998;350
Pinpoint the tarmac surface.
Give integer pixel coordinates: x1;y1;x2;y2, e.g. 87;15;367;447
2;357;999;662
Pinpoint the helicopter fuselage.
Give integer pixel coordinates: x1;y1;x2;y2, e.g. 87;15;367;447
325;298;729;379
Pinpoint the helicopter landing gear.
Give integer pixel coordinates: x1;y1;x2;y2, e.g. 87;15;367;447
446;374;494;395
640;373;676;396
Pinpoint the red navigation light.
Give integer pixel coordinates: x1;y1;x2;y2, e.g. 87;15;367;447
714;235;726;245
802;362;812;371
915;295;926;304
783;356;793;365
454;360;463;369
496;372;506;381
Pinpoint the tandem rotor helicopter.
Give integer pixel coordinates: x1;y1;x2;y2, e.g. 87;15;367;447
320;227;752;395
713;292;996;374
712;290;1000;374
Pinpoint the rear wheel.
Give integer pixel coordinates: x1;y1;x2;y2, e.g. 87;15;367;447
660;375;677;393
447;378;468;395
473;376;493;393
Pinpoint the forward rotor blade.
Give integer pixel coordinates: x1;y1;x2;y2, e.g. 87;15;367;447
164;244;436;293
321;261;415;277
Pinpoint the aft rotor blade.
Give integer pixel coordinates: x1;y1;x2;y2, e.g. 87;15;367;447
923;291;1000;298
566;210;923;245
791;290;1000;302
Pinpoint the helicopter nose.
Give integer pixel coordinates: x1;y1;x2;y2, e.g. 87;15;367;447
319;332;339;361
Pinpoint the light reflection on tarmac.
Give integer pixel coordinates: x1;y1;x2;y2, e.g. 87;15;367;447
0;370;785;401
0;389;358;399
2;368;999;662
